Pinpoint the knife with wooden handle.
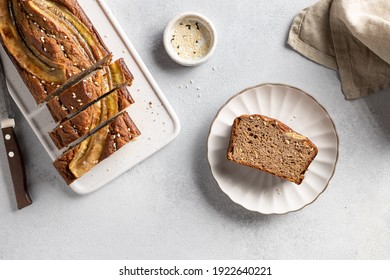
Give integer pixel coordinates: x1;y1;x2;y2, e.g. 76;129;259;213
0;56;32;210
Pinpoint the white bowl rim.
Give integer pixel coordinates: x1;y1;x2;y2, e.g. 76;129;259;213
163;11;217;66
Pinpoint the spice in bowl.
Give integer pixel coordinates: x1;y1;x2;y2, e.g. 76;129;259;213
170;19;211;60
164;12;217;66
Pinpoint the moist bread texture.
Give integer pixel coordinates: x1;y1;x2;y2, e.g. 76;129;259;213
227;114;318;185
53;111;141;185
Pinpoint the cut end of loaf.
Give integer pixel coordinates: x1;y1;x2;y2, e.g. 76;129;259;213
227;114;318;185
53;112;141;185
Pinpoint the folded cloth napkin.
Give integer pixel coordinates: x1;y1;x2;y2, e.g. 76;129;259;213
288;0;390;99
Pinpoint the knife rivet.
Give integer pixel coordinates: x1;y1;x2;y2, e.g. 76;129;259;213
8;151;14;158
5;134;11;140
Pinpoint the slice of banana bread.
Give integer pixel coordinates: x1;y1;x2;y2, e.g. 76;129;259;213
49;85;134;150
46;58;133;123
54;111;141;185
227;114;318;185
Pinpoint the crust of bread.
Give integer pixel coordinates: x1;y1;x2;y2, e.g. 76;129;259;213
53;112;140;185
49;85;134;149
0;0;111;103
46;58;133;122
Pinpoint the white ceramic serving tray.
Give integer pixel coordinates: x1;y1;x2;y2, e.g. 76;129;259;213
0;0;180;194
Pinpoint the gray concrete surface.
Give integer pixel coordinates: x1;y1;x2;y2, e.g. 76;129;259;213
0;0;389;259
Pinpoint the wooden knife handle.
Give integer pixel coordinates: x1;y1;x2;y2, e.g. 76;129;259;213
1;126;32;210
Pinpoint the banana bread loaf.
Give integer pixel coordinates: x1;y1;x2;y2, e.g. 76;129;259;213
227;114;318;185
54;111;141;185
1;0;142;186
49;86;134;149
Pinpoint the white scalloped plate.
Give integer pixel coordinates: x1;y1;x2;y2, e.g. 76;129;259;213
207;84;338;214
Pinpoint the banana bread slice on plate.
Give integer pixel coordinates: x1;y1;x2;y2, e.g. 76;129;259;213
227;114;318;185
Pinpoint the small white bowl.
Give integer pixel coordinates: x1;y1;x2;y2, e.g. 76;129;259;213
163;12;217;66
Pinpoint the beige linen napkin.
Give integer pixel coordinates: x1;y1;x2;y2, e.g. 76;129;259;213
288;0;390;99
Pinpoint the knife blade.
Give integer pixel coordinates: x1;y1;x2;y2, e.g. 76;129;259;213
0;55;32;210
